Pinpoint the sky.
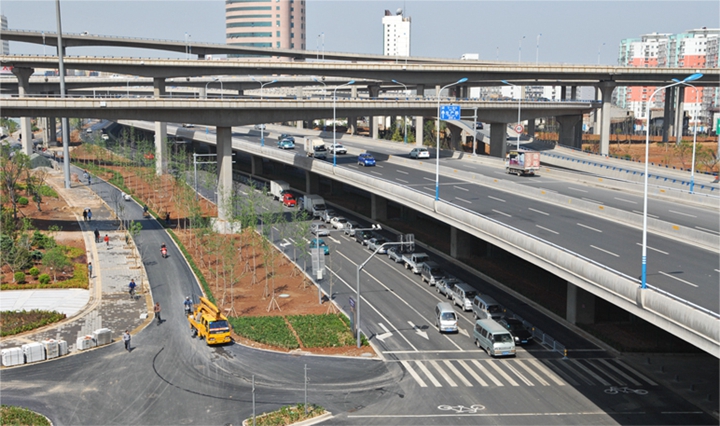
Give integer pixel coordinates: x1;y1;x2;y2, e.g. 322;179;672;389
1;1;718;65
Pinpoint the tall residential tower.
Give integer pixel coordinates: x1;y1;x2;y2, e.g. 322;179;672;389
225;0;306;55
382;9;410;57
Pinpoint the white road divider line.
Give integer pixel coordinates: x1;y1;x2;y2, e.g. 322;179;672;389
568;187;588;193
397;170;409;174
471;360;504;386
423;177;435;182
598;359;641;386
407;321;429;340
590;245;619;257
370;171;382;176
635;243;668;255
454;185;469;191
586;359;624;385
423;187;434;192
429;360;457;387
443;360;473;387
632;210;659;218
458;360;488;386
529;207;549;215
401;361;427;387
614;197;637;204
415;361;443;387
526;359;566;386
577;223;603;233
695;226;720;235
328;236;341;244
669;210;697;218
536;225;558;235
488;195;506;202
569;359;611;386
659;271;698;288
492;209;512;218
614;360;658;386
456;197;472;204
396;178;409;184
514;359;549;386
503;361;535;386
581;197;603;204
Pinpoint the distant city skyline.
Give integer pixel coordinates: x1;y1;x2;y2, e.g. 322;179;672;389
1;1;718;65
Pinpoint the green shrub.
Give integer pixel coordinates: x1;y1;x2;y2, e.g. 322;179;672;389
287;314;357;348
31;250;44;261
32;231;56;249
0;405;51;426
37;185;58;197
17;196;29;206
38;274;50;285
228;316;299;349
252;404;324;426
29;266;40;277
0;309;66;337
13;272;26;283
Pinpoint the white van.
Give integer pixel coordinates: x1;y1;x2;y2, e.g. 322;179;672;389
435;302;458;333
472;295;503;321
450;282;477;311
473;319;516;357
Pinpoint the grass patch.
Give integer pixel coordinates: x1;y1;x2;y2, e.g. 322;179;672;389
287;314;357;348
228;316;299;349
0;310;66;337
250;404;324;426
37;184;58;198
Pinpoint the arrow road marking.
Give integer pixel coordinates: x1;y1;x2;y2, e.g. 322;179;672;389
377;322;393;341
279;239;291;247
408;321;429;340
458;327;469;337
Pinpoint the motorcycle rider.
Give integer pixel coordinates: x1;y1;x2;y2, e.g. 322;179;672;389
160;242;167;258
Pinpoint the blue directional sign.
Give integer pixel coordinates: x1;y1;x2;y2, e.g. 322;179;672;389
440;104;461;121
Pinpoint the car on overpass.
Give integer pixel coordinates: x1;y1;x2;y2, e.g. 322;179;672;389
358;153;376;167
409;147;430;159
329;144;347;155
277;138;295;149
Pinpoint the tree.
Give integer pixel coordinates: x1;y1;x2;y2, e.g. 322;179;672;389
1;220;33;281
24;168;48;212
42;246;72;282
128;220;143;267
0;145;31;219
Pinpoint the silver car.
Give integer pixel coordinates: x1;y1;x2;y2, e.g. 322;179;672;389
330;216;348;229
367;237;388;254
323;209;337;223
436;276;460;298
344;221;361;236
310;223;329;236
387;247;404;263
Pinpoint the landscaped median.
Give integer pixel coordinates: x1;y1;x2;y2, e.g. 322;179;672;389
242;404;328;426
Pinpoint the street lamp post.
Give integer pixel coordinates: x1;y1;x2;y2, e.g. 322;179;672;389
640;73;703;290
185;33;191;59
312;77;327;100
435;78;468;201
502;80;522;150
672;79;699;194
126;79;130;98
391;79;409;144
473;106;478;156
518;35;525;62
333;80;355;167
252;78;278;147
597;42;606;65
535;33;542;65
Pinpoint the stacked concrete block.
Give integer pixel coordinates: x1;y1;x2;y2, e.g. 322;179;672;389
93;328;112;346
22;342;46;363
76;335;97;351
1;348;24;367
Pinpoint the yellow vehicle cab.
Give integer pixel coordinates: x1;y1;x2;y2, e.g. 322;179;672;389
188;297;232;345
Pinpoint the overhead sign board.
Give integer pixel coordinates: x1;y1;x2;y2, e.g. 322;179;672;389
440;105;461;121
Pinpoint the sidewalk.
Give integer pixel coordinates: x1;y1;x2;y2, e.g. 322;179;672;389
0;166;151;353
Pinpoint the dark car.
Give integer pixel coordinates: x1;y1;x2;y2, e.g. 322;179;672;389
355;230;373;245
498;317;533;345
475;122;484;130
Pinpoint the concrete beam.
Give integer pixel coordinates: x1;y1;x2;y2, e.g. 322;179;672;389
662;86;674;143
598;83;615;155
154;122;167;175
216;126;233;221
371;193;387;220
567;282;596;324
305;170;319;194
250;154;263;176
415;116;424;146
12;67;34;156
450;227;472;260
489;123;507;158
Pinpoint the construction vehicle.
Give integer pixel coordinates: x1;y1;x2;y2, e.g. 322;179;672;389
188;297;232;345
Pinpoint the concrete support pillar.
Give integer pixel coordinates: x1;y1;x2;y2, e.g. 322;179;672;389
674;87;685;145
12;67;34;156
305;170;319;194
199;87;207;99
347;116;356;135
570;85;577;100
566;282;596;324
415;116;424;146
48;117;57;146
526;119;535;139
449;125;463;151
450;227;472;259
662;86;674;143
238;88;244;97
250;154;263;176
216;126;233;221
598;83;615;155
371;116;379;139
153;78;166;98
593;87;602;135
557;115;582;148
435;84;441;97
367;85;380;99
370;193;387;221
351;86;358;99
297;120;304;129
561;86;567;100
154;122;168;175
489;123;507;158
416;84;425;98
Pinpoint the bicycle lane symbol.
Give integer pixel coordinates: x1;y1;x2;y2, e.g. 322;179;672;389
604;386;648;395
438;404;486;414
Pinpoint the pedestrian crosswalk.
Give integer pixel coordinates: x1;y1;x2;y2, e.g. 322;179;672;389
400;358;658;389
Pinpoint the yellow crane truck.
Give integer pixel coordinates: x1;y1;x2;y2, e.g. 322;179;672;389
188;297;232;345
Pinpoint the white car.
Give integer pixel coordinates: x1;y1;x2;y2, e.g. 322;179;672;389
330;216;348;229
121;192;132;201
409;147;430;159
329;144;347;155
311;223;329;236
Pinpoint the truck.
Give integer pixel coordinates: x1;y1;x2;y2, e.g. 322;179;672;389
402;252;430;274
188;297;232;346
270;180;290;201
505;149;541;176
304;137;327;159
300;194;326;218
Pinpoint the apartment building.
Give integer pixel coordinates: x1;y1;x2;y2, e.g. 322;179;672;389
225;0;306;56
382;9;411;57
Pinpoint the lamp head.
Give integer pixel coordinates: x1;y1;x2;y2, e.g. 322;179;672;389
501;80;510;85
271;79;278;83
671;78;681;83
348;80;355;85
456;77;468;84
392;79;399;84
684;73;703;82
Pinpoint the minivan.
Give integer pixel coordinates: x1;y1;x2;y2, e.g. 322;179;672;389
421;261;444;286
435;302;458;333
451;282;477;311
473;319;516;357
472;295;504;321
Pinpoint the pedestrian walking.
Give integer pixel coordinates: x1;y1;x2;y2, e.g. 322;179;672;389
88;261;93;278
165;212;170;225
87;209;93;221
82;209;88;221
94;228;100;243
122;330;131;351
128;279;137;299
88;175;92;185
104;234;110;248
154;302;162;325
83;171;89;183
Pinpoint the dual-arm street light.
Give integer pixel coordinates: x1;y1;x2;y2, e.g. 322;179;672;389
672;78;700;194
391;79;409;144
435;78;468;201
333;80;355;167
502;80;522;150
640;73;703;290
252;78;278;147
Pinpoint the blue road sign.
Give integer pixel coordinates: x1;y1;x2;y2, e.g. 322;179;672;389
440;105;461;121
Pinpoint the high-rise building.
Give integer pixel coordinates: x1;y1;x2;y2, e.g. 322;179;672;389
382;9;410;57
225;0;305;56
1;15;9;55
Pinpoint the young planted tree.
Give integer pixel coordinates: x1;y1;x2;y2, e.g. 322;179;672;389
127;220;143;268
0;146;31;220
42;246;72;283
289;209;312;277
1;219;33;281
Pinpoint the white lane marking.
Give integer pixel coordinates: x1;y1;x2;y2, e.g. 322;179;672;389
458;360;489;386
586;359;624;385
529;207;549;216
471;360;504;386
376;323;393;341
582;197;603;204
614;197;637;204
554;359;594;385
598;359;642;386
635;243;669;255
487;361;519;386
526;359;566;386
502;360;534;386
407;321;429;340
568;187;588;193
514;359;549;386
577;223;603;233
715;269;720;273
383;350;485;354
591;245;619;257
423;187;434;192
415;361;442;387
668;210;697;218
658;271;698;288
539;187;558;194
370;171;383;176
443;360;473;387
569;359;611;386
288;238;297;244
458;327;469;337
536;225;559;235
454;185;469;191
423;177;435;182
401;361;427;387
328;236;341;244
614;360;658;386
396;178;409;184
348;411;631;419
695;226;720;235
492;209;512;218
633;210;659;218
429;360;457;387
397;169;409;174
326;261;418;351
455;197;472;204
488;195;506;202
